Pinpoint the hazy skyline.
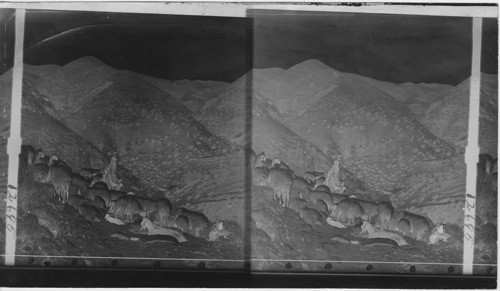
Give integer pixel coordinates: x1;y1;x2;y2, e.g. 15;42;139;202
253;10;497;85
3;9;498;85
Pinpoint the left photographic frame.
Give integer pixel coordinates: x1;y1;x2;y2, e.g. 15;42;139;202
1;8;253;270
0;8;17;265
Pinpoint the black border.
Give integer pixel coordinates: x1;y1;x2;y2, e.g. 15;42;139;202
0;267;496;288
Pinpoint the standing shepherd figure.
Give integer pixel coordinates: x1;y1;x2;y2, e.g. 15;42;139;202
325;160;346;194
102;154;123;191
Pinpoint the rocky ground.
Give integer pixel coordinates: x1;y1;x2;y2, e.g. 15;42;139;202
1;155;494;274
7;177;244;270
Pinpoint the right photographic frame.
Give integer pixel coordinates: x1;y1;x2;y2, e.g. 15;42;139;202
249;7;497;275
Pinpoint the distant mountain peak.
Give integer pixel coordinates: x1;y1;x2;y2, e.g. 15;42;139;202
33;56;118;118
64;55;110;68
286;58;339;75
257;59;342;121
231;67;286;87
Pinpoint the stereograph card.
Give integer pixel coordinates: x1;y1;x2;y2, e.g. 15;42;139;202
0;2;497;288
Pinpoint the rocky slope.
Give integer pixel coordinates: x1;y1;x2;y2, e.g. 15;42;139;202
346;72;455;119
63;71;231;189
392;156;466;225
0;65;106;171
251;116;333;175
422;74;498;157
253;59;495;225
34;56;230;119
1;58;245;223
197;69;285;140
13;57;494;226
277;64;458;193
165;149;247;225
198;68;333;175
23;64;61;79
138;74;230;115
0;68;157;216
257;59;341;121
34;56;118;118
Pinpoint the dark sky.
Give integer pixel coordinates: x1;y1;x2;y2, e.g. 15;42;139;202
20;10;253;82
252;10;498;85
0;9;15;74
1;8;497;85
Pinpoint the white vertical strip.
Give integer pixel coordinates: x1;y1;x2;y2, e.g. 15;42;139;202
4;9;25;266
462;17;482;275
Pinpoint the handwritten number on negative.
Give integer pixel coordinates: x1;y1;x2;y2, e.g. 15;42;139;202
7;189;17;201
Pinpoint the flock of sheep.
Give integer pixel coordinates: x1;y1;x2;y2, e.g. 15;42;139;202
18;145;214;240
17;144;449;244
249;150;434;242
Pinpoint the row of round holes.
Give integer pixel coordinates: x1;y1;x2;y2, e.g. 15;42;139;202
27;258;495;274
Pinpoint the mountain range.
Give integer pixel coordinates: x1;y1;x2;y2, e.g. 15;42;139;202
0;57;496;225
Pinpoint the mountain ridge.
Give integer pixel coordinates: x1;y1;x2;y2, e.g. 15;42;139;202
2;56;496;226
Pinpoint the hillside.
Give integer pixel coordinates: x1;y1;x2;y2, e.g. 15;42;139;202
34;56;118;118
178;81;229;115
63;71;231;189
1;67;93;167
422;74;498;157
251;59;480;225
136;75;206;100
252;116;333;175
257;59;341;121
244;68;285;84
284;71;457;192
346;72;455;119
137;74;230;115
0;63;249;266
0;72;160;209
1;57;496;269
23;64;61;79
0;64;63;126
394;156;467;225
347;73;454;103
197;70;285;141
198;68;333;174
